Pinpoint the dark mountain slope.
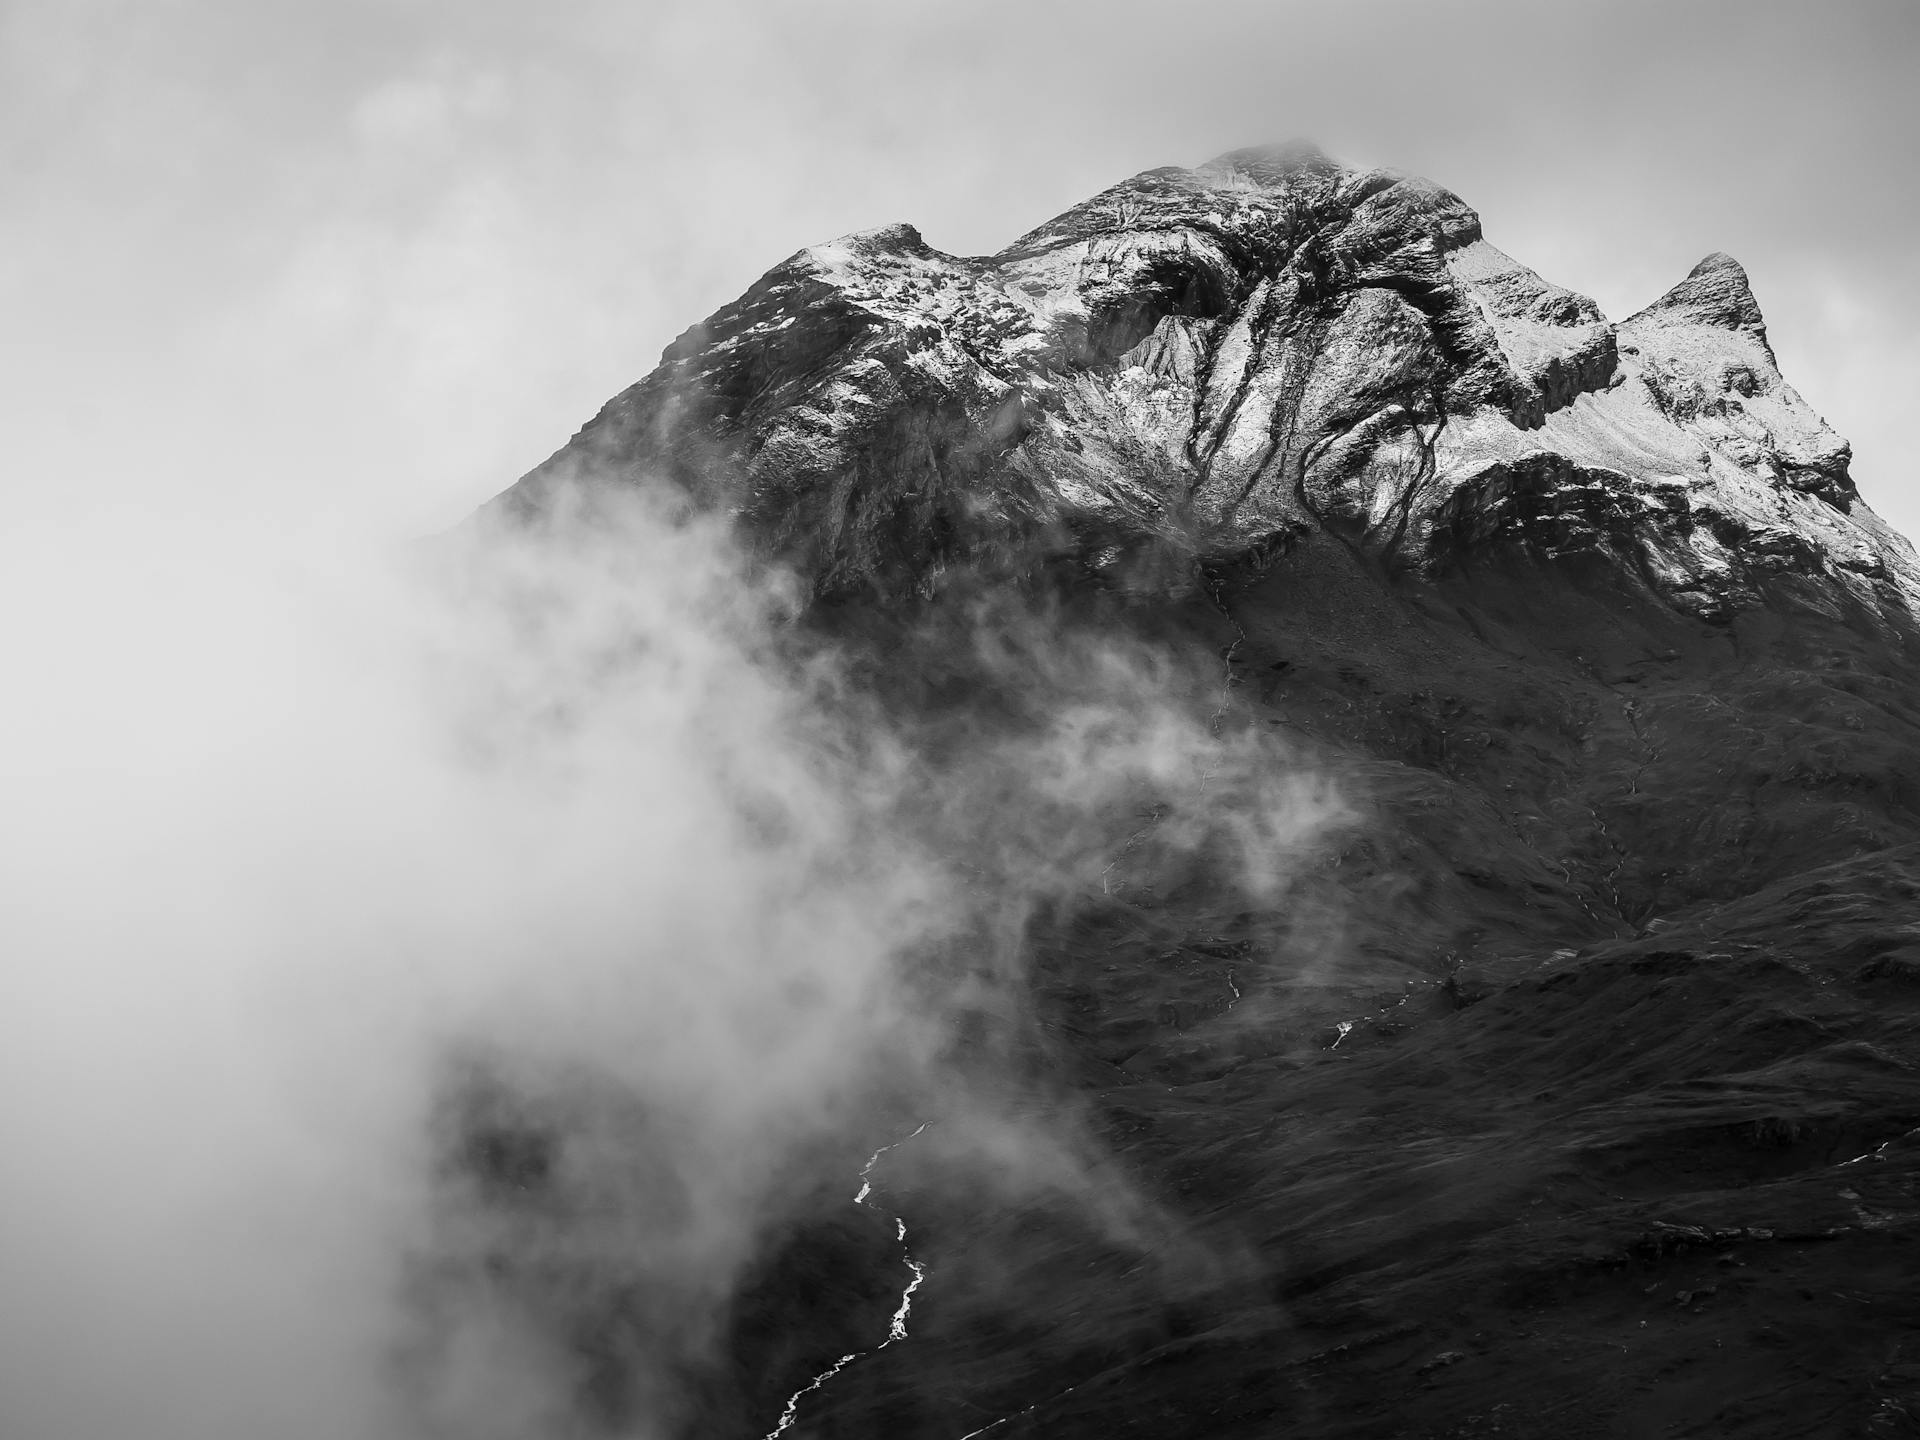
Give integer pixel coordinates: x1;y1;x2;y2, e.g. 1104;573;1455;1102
473;146;1920;1438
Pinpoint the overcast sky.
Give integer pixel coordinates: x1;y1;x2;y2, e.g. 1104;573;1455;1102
5;0;1918;538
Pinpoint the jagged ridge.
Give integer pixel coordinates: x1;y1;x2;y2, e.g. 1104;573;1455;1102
488;142;1918;626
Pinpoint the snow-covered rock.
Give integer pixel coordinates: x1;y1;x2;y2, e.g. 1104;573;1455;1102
488;144;1919;622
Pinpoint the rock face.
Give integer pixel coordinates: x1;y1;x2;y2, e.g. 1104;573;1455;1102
492;141;1918;625
478;148;1920;1439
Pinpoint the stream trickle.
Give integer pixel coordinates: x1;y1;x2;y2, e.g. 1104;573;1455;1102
1841;1125;1919;1166
956;1382;1083;1439
762;1121;931;1439
1327;978;1441;1048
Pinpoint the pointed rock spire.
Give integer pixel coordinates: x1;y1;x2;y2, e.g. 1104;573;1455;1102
1632;251;1767;333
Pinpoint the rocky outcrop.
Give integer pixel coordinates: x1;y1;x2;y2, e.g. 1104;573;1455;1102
1620;251;1857;506
487;143;1918;626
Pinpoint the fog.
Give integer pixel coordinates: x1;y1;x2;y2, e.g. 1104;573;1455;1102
0;475;1339;1437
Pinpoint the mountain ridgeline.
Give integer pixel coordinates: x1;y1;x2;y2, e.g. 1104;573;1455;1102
472;145;1920;1438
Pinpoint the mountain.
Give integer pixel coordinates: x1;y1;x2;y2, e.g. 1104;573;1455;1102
489;140;1915;623
474;145;1920;1438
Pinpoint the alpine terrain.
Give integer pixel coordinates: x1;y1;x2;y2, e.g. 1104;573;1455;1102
467;143;1920;1438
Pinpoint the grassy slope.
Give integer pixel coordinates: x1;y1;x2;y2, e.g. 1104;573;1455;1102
725;530;1920;1439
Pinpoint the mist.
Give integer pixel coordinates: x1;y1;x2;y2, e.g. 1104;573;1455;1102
0;468;1341;1437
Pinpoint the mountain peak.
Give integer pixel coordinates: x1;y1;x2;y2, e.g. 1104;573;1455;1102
1203;138;1335;183
489;147;1914;620
1632;249;1767;333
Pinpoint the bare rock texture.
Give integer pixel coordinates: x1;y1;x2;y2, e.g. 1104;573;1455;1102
491;143;1918;627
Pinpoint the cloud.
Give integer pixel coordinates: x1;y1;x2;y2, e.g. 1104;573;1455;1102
0;470;1341;1437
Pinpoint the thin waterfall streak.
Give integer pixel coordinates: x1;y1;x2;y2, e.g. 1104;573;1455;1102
761;1121;932;1437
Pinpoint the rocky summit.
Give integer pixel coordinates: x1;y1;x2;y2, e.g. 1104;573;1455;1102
492;140;1913;624
477;146;1920;1437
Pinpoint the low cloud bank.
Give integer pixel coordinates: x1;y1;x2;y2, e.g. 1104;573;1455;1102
0;481;1340;1438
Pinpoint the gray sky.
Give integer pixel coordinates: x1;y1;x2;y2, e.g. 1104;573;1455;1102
5;0;1918;538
